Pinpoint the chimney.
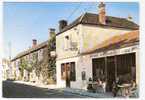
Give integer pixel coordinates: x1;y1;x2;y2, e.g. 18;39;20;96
98;2;106;24
49;28;55;38
127;15;133;21
59;20;67;32
32;39;37;47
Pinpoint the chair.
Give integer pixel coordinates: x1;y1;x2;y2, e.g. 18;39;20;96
129;86;138;97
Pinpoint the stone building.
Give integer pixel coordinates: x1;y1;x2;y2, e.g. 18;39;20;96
2;58;11;80
11;29;55;84
56;2;139;91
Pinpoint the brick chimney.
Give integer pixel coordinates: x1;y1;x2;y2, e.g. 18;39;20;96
49;28;55;38
98;2;106;25
59;20;67;32
32;39;37;47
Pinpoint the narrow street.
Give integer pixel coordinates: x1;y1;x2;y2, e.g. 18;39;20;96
2;80;91;98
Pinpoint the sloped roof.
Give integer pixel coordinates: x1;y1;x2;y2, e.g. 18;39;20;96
11;40;48;61
57;13;139;35
82;30;139;54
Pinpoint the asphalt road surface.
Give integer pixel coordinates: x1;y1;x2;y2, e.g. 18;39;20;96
2;80;90;98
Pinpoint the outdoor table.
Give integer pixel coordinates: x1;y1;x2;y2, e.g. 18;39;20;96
117;83;131;97
91;82;98;89
88;82;104;93
87;82;97;87
87;82;97;84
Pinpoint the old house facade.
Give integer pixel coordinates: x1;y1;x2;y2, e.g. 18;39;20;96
56;2;139;91
11;29;56;84
11;40;48;82
2;58;11;80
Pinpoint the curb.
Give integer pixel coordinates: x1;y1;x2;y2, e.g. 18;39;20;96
61;89;113;98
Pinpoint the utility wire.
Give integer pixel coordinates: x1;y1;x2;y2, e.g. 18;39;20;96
66;2;96;21
67;2;82;21
83;2;96;13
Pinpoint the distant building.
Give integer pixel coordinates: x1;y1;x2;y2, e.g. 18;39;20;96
56;2;139;91
11;29;55;83
2;58;11;80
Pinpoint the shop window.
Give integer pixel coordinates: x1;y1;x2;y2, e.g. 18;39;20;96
117;53;136;82
92;58;105;81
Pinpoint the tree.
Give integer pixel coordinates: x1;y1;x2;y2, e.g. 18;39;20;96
42;32;56;84
36;31;56;84
19;57;28;79
47;32;56;79
26;31;56;84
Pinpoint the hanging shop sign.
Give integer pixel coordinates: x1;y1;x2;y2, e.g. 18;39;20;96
50;51;56;57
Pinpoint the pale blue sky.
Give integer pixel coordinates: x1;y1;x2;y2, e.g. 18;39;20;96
3;2;139;59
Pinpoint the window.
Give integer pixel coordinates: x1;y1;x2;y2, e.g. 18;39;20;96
61;62;76;81
38;49;43;61
61;64;66;80
70;62;76;81
64;35;70;50
32;52;38;61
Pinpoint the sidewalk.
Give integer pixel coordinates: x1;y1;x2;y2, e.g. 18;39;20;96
59;88;114;98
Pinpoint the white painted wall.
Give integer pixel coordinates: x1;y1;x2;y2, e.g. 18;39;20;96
56;55;93;89
71;55;92;89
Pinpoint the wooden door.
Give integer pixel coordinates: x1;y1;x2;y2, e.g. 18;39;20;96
66;63;70;87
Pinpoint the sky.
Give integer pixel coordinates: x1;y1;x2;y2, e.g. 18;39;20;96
3;2;139;59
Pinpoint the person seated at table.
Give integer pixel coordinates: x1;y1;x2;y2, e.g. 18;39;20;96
129;80;138;97
96;78;105;93
112;76;121;97
101;79;106;93
130;80;137;90
97;78;102;86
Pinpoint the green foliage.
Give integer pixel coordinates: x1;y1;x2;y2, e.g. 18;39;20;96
36;32;56;83
19;32;56;84
19;54;35;79
19;58;27;77
48;33;56;79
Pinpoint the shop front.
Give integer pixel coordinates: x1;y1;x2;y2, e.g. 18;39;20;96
91;45;138;92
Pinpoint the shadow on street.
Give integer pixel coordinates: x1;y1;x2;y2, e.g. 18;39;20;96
2;80;89;98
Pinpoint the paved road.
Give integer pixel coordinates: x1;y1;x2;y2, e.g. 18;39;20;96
2;80;90;98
